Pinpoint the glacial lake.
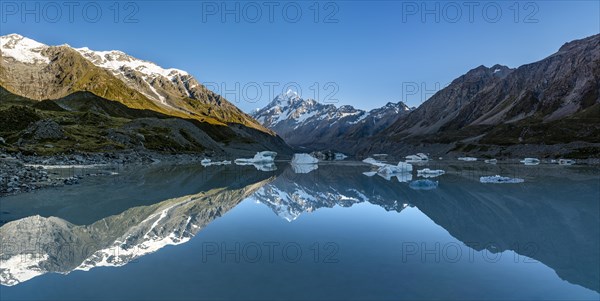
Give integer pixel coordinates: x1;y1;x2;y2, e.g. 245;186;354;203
1;161;599;300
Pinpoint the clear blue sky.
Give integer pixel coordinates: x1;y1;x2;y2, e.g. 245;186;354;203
2;1;599;112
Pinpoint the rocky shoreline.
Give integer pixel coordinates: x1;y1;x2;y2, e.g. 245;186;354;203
0;150;227;197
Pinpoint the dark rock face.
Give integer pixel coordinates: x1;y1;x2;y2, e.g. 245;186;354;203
252;91;412;151
359;34;600;156
24;119;64;140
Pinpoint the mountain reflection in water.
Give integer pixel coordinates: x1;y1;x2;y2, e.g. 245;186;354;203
0;162;598;299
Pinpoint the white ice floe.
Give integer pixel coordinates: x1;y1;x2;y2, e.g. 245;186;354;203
484;159;498;164
480;175;524;184
235;151;277;165
409;180;438;190
291;163;318;174
558;159;576;166
417;168;445;178
362;171;377;177
200;159;231;167
458;157;477;161
405;153;429;162
520;158;540;165
291;153;319;164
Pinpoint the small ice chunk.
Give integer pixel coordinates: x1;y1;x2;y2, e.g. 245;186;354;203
484;159;497;164
417;168;445;178
558;159;575;166
201;159;231;167
362;171;377;177
291;153;318;164
363;157;386;167
235;151;277;165
405;153;429;162
480;175;524;184
409;180;438;190
377;162;413;176
458;157;477;161
520;158;540;165
334;153;348;160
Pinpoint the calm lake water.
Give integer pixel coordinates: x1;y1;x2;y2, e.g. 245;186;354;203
1;161;599;300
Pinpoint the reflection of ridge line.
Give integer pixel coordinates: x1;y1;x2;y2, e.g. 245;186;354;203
0;178;274;286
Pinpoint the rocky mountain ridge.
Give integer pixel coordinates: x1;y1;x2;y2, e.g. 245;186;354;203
252;90;412;150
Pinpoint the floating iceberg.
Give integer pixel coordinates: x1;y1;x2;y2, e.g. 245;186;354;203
290;154;318;173
394;173;413;183
235;151;277;165
458;157;477;161
405;153;429;162
291;163;318;174
201;159;231;167
520;158;540;165
250;163;277;171
377;172;413;182
376;162;413;176
417;168;445;178
409;180;438;190
558;159;576;166
362;157;386;167
480;175;524;184
484;159;498;164
291;153;319;164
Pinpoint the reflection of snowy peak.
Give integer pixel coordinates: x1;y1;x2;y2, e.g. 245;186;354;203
0;181;268;286
253;183;368;222
251;166;410;221
252;91;412;149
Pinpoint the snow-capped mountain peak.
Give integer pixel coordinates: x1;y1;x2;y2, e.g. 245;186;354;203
252;93;413;149
0;33;50;64
74;47;189;80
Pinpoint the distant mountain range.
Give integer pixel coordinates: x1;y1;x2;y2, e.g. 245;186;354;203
252;90;412;150
253;34;600;158
0;34;290;156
